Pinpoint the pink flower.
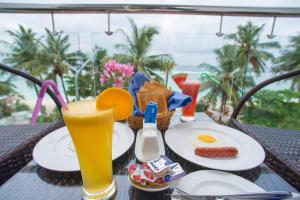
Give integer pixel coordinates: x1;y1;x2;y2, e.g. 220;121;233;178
100;74;107;84
105;60;117;72
103;70;110;77
100;61;134;87
118;64;125;73
114;77;124;88
122;63;134;77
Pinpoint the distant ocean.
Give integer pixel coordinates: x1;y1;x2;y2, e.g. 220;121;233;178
13;66;290;106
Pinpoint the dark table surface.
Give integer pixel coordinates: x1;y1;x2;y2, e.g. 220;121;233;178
0;113;298;200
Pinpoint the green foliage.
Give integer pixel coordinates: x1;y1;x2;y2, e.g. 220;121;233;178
92;47;112;93
241;90;300;130
226;22;280;75
199;44;255;112
115;18;172;82
0;100;29;118
0;71;19;97
37;108;61;123
15;102;30;111
273;34;300;92
199;21;280;114
5;25;42;71
65;47;110;99
0;81;17;96
0;101;11;117
4;25;45;96
65;73;95;99
196;98;210;112
37;29;78;102
160;56;175;86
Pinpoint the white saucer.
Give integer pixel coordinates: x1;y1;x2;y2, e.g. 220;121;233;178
172;170;264;199
33;122;134;171
128;177;172;192
135;129;165;162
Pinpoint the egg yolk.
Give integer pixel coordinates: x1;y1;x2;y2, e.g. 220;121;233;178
197;135;216;143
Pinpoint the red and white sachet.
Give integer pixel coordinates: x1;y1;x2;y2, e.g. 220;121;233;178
128;164;146;185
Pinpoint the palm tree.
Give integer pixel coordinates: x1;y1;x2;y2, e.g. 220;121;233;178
0;74;17;96
93;46;108;68
38;28;77;102
0;70;19;117
273;35;300;93
161;56;176;86
199;45;255;113
65;47;110;99
0;40;10;60
115;18;168;81
93;46;111;94
226;22;280;95
4;25;44;96
226;22;280;75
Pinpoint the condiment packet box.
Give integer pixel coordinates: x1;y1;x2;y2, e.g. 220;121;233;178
147;155;173;177
163;163;185;182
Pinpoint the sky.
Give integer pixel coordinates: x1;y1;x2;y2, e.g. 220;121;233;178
1;1;299;102
1;13;300;67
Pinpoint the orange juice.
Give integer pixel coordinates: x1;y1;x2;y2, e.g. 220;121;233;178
62;100;116;199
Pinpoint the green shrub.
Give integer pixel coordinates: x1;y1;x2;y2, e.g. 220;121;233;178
37;108;61;123
15;103;31;111
196;99;210;112
241;89;300;130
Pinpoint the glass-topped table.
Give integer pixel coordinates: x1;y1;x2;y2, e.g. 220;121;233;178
0;113;297;200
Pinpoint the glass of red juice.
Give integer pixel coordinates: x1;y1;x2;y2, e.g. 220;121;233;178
181;80;201;121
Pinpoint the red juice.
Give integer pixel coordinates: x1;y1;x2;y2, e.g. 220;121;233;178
182;80;201;119
172;73;188;89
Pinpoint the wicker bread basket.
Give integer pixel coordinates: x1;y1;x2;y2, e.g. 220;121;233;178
128;110;175;131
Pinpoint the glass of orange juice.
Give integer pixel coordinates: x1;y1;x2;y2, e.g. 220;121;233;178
62;88;133;200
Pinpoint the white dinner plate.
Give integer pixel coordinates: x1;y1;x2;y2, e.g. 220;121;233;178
165;121;265;171
172;170;264;199
33;122;134;171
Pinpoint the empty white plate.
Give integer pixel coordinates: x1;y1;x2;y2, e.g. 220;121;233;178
172;170;264;199
165;121;265;171
33;122;134;171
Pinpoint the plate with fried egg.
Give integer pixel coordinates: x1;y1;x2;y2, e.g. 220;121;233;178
165;121;265;171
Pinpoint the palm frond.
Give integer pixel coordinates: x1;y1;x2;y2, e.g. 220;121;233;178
258;41;281;49
198;63;221;73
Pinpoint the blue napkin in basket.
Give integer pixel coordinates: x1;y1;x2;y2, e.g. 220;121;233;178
129;72;192;116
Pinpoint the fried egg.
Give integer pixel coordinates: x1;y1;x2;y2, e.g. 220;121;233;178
190;133;227;148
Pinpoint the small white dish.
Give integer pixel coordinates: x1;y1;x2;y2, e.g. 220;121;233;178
33;122;134;171
172;170;264;199
128;177;172;192
165;121;265;171
135;123;165;162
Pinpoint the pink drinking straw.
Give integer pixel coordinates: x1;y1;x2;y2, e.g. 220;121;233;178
31;80;68;125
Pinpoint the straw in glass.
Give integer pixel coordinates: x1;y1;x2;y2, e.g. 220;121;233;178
31;80;68;125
